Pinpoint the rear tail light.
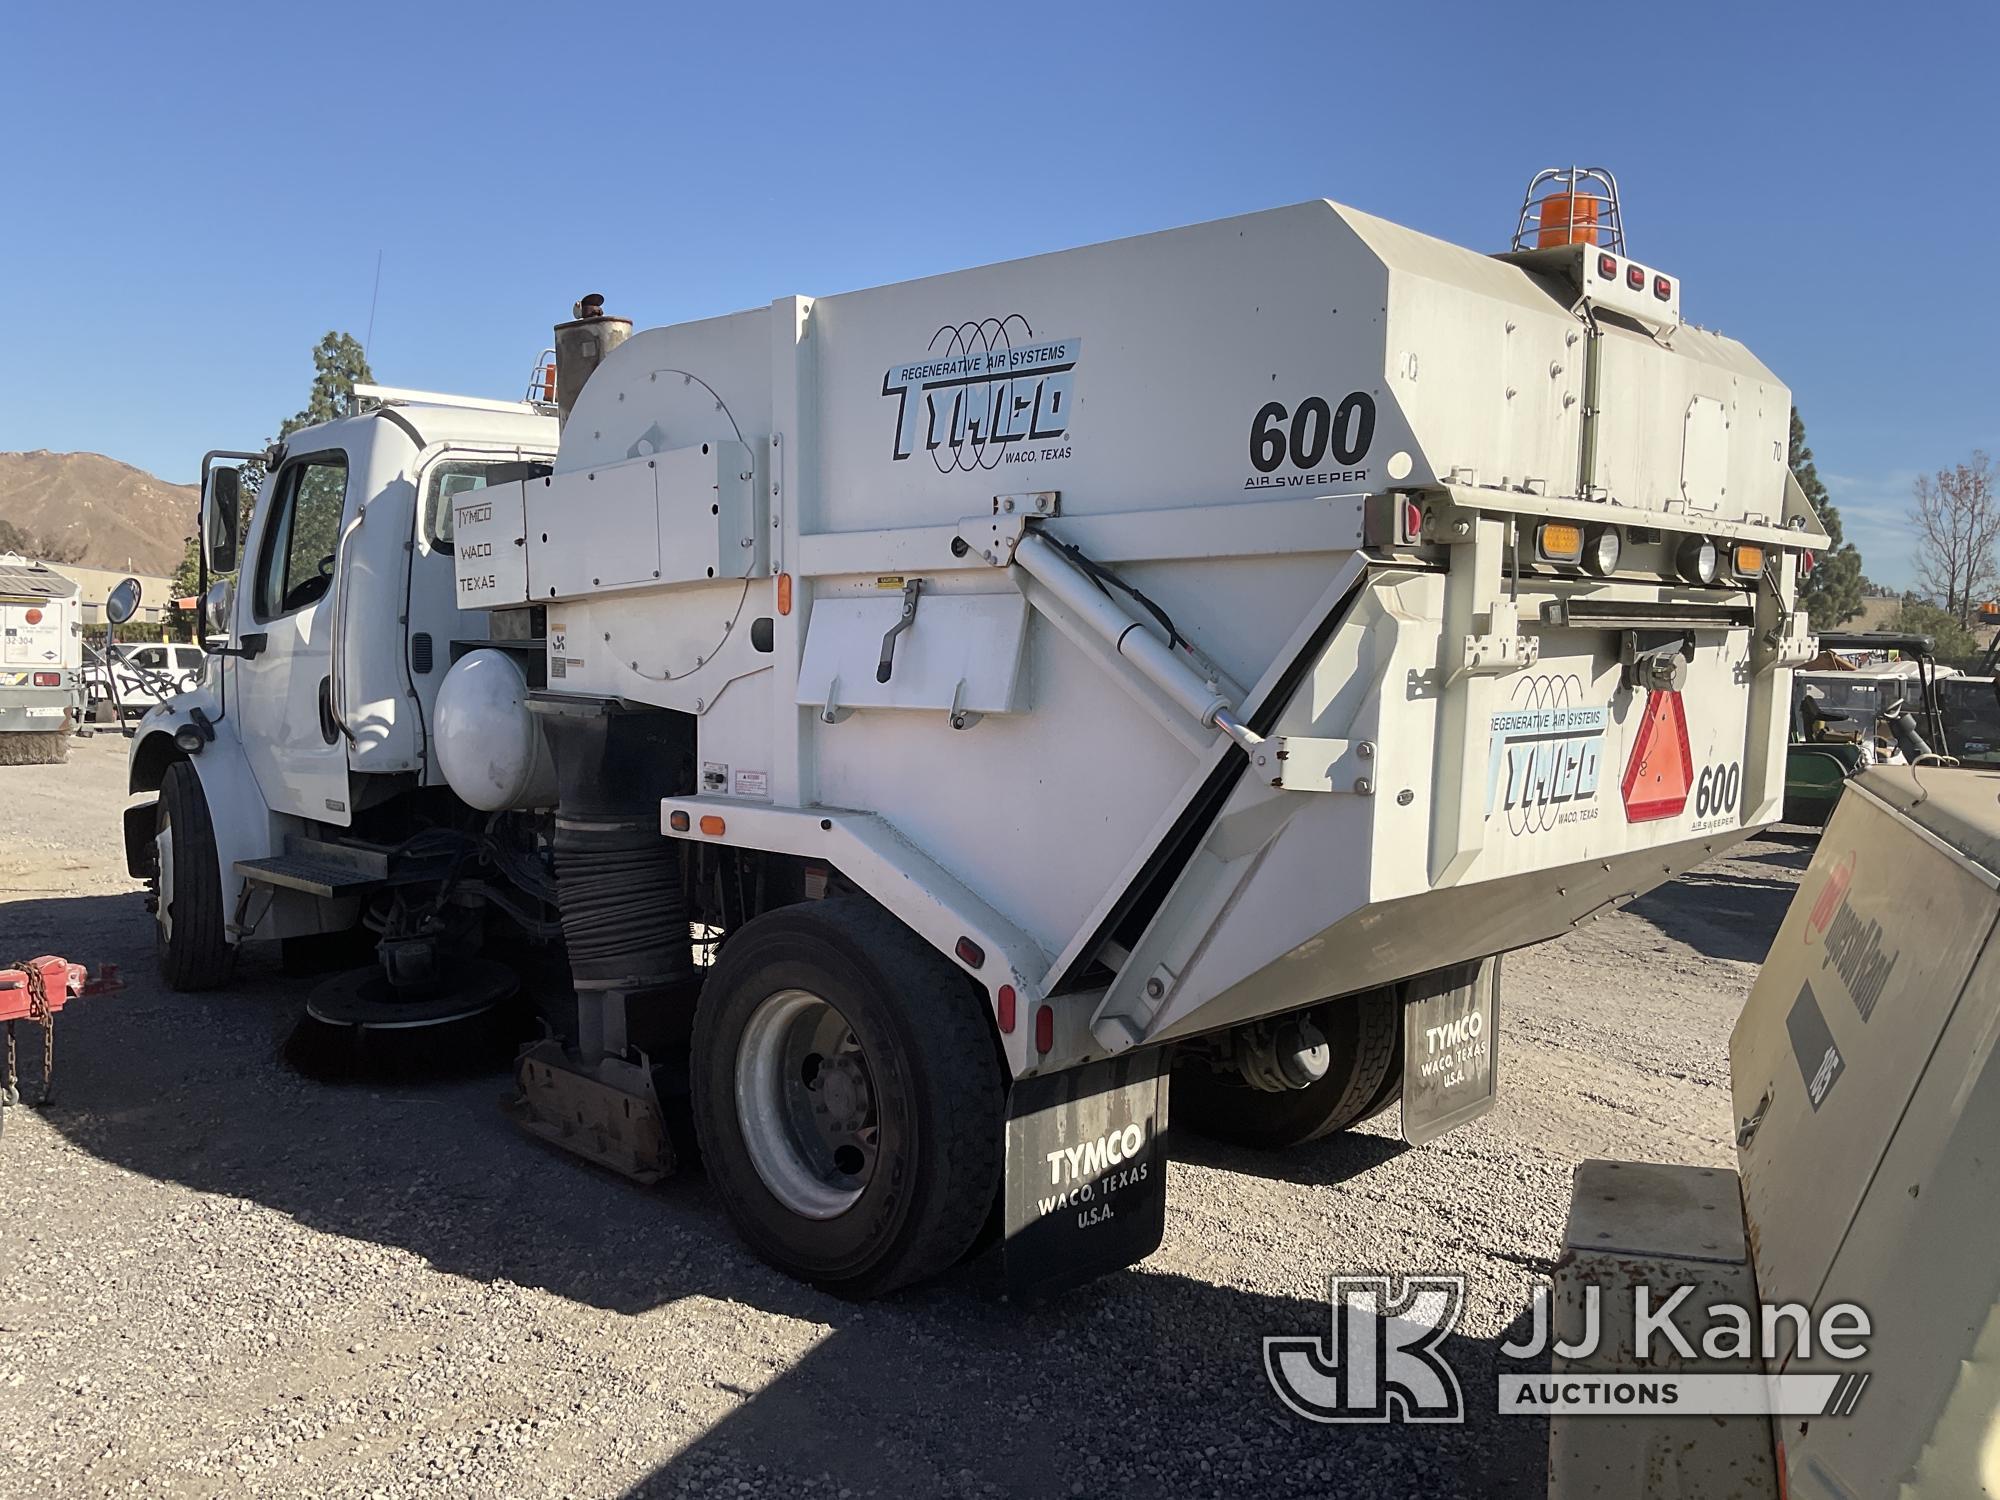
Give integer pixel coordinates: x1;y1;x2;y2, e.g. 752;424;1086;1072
996;984;1017;1034
1626;264;1647;291
1732;543;1765;578
1800;550;1817;577
1597;253;1618;279
1364;495;1426;549
24;608;42;625
31;671;59;687
1536;522;1584;565
1034;1004;1054;1055
1653;274;1673;301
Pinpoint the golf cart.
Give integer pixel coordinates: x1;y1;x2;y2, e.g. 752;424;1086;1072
1784;632;1952;826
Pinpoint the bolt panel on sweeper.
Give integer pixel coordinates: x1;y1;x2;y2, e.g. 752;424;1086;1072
127;172;1821;1296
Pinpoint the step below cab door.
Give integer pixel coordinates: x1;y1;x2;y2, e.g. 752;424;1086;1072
237;449;354;824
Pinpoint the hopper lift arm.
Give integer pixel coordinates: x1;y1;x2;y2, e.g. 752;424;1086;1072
962;515;1264;755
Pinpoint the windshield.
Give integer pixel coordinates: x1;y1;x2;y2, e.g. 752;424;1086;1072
1796;676;1893;721
422;458;552;554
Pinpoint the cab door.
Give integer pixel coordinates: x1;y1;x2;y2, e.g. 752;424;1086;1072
236;450;354;823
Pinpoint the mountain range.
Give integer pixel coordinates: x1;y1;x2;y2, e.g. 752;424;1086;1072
0;451;194;576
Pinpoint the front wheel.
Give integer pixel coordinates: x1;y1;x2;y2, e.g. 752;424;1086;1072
691;897;1004;1298
1174;989;1402;1149
155;760;231;990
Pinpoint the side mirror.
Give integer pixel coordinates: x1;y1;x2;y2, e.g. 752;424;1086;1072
203;577;234;638
106;576;142;626
203;466;242;575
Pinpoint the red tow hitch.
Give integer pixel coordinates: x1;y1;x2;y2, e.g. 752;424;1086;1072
0;957;122;1109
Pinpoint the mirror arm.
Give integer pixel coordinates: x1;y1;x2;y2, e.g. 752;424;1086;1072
210;633;266;661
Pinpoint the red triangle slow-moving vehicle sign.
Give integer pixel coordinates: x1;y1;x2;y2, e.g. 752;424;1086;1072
1621;688;1694;822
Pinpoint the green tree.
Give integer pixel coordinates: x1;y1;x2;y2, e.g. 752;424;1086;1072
1885;598;1982;662
1791;408;1864;630
280;331;375;439
177;330;375;638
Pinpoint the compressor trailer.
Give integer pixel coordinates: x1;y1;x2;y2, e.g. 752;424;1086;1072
129;175;1822;1296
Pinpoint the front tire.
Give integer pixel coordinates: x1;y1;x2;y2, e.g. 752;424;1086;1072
691;897;1004;1298
155;760;231;991
1174;989;1401;1149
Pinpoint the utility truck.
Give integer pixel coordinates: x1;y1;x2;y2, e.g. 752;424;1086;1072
1;553;84;764
127;171;1823;1296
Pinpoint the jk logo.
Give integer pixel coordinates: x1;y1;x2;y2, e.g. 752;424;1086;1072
1264;1275;1466;1423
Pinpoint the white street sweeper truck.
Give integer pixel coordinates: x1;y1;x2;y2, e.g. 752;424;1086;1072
127;171;1823;1295
1;553;85;764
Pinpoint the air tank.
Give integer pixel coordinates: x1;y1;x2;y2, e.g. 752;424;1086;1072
434;648;558;811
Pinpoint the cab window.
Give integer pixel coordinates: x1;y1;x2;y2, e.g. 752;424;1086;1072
255;455;349;619
422;459;551;554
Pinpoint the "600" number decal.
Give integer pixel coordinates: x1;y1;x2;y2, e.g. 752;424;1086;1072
1249;392;1376;474
1695;761;1741;820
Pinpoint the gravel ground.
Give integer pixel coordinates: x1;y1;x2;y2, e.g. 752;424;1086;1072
0;732;1812;1498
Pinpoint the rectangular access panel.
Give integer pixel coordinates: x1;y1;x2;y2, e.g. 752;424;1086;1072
524;441;762;602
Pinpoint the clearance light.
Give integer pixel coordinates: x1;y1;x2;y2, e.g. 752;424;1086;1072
698;814;726;836
954;936;985;970
997;984;1017;1034
776;572;793;616
1676;536;1721;585
1537;522;1584;565
1800;550;1817;577
668;810;691;832
1034;1004;1054;1055
24;608;42;625
1579;526;1622;577
1733;544;1765;578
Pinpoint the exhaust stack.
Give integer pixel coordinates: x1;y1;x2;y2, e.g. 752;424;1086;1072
552;292;631;426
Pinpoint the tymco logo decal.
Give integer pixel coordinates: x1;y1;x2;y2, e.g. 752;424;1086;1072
881;316;1077;473
1484;674;1608;834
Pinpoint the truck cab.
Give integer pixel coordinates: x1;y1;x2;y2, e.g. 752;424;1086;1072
124;390;556;982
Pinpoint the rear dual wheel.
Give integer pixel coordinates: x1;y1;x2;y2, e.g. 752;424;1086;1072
1173;989;1403;1149
690;897;1004;1298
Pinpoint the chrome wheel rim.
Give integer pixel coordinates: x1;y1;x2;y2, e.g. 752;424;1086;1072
734;989;879;1219
154;818;175;946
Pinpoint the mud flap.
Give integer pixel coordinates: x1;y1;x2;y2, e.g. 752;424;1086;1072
999;1050;1169;1298
1400;957;1500;1145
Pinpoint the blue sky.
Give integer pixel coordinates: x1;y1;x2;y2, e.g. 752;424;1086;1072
4;2;1993;589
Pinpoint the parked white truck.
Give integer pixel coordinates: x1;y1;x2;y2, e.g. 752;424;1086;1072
126;175;1822;1296
1;553;85;764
